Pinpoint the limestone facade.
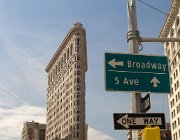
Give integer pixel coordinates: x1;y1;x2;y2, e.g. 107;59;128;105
160;1;180;140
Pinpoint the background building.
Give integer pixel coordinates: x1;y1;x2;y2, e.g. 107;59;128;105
21;121;46;140
45;23;87;140
160;1;180;140
161;123;172;140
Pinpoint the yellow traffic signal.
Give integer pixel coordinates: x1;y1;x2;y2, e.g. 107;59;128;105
140;125;161;140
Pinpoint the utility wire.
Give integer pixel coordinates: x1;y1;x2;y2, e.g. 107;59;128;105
137;0;168;16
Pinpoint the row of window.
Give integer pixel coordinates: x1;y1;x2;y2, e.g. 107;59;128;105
170;92;180;108
48;60;81;92
46;131;81;140
169;64;180;97
47;89;83;122
48;61;82;91
174;80;179;91
48;77;81;104
173;69;179;81
172;118;180;140
47;83;84;117
48;85;81;105
172;109;176;119
168;50;180;73
171;103;180;119
47;114;82;132
47;64;82;108
48;39;81;85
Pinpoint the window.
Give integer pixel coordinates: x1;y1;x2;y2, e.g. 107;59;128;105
170;28;174;37
77;85;80;91
77;55;80;61
77;46;80;52
77;78;80;83
177;80;179;89
77;124;80;129
58;61;61;72
76;132;80;138
77;63;80;68
56;65;58;75
67;48;70;60
77;116;80;121
64;53;66;63
76;38;80;45
61;58;63;68
77;71;80;76
176;17;179;27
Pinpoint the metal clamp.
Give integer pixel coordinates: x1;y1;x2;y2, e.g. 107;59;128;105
127;30;140;43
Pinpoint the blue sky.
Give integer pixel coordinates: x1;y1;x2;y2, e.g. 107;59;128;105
0;0;171;139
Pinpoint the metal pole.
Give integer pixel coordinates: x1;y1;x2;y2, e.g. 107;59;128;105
127;0;141;140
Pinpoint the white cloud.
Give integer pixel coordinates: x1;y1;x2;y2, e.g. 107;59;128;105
88;127;117;140
0;104;46;140
0;104;117;140
0;87;116;140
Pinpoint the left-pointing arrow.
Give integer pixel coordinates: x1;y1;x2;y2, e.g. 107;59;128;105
108;59;124;68
116;114;129;128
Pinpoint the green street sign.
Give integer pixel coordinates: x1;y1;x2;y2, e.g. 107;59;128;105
105;53;170;93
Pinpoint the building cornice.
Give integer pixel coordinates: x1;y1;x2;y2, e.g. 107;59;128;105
45;23;87;72
160;0;180;38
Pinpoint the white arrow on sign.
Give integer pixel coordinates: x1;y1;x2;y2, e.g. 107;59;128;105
116;114;162;129
150;77;160;87
108;59;124;68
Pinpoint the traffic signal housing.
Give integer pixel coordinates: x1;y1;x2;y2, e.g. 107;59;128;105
140;125;160;140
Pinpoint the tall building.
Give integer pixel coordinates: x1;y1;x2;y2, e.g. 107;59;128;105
21;121;46;140
45;23;88;140
160;1;180;140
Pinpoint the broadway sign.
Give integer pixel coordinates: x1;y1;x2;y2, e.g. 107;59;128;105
105;53;170;93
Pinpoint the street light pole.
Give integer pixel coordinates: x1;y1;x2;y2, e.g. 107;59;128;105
127;0;142;139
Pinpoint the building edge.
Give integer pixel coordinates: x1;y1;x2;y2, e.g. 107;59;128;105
45;22;87;73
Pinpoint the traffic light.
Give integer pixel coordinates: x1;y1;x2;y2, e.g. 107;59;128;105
140;125;161;140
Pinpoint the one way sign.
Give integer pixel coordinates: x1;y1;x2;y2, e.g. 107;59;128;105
113;113;166;130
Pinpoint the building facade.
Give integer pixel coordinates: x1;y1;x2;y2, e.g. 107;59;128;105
45;23;87;140
161;123;172;140
21;121;46;140
160;1;180;140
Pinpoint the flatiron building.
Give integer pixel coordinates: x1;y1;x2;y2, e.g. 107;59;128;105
45;23;88;140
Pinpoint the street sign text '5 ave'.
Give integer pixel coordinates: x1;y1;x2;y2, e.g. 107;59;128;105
105;53;170;93
113;113;166;130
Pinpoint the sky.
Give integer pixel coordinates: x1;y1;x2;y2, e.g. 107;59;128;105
0;0;172;140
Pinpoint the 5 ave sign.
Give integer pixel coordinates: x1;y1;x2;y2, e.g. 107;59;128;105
105;53;170;93
113;113;166;130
